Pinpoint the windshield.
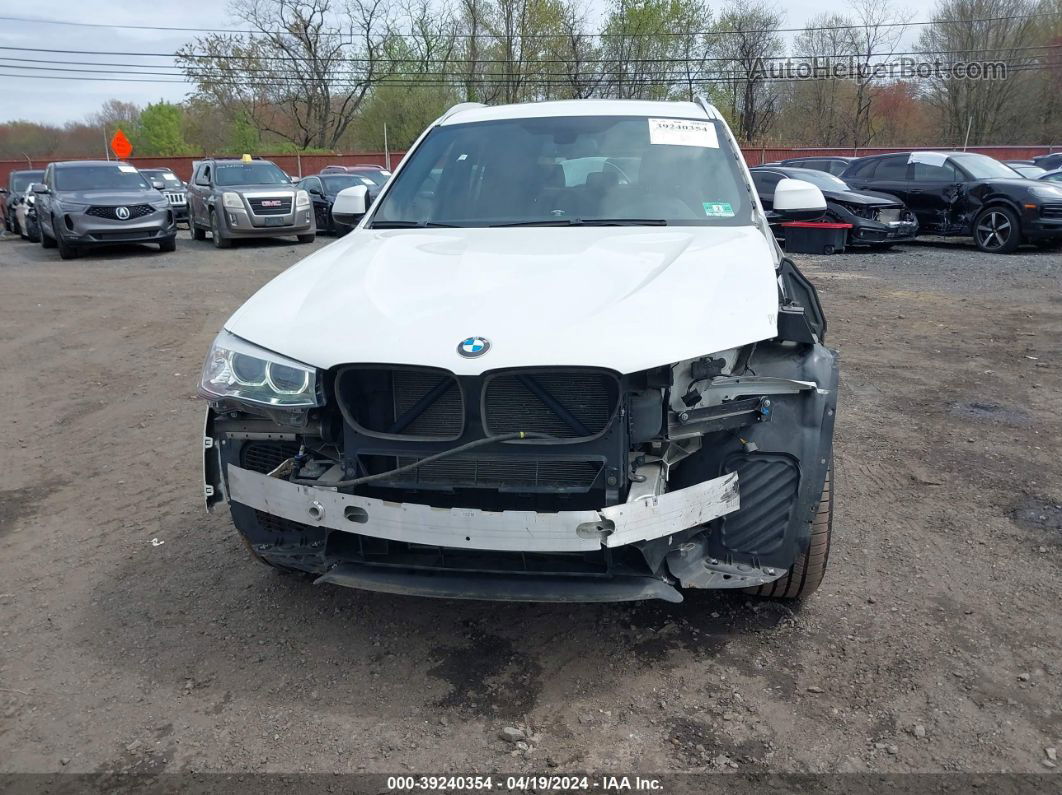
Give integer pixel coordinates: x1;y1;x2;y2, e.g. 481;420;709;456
321;175;381;193
11;171;44;192
143;170;183;188
370;115;752;227
1012;165;1046;178
55;166;150;191
215;162;289;186
783;169;848;191
952;154;1024;180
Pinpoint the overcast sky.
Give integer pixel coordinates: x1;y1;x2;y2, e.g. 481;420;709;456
0;2;924;125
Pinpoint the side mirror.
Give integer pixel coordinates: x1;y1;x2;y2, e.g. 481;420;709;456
151;179;166;190
31;183;49;195
0;188;8;196
332;185;368;225
769;179;826;222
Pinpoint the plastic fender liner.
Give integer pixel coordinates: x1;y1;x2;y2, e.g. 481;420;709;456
708;342;838;571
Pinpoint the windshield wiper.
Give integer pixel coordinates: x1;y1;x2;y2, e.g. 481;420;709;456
370;220;462;228
491;218;668;227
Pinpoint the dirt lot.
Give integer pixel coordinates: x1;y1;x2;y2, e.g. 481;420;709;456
1;230;1060;779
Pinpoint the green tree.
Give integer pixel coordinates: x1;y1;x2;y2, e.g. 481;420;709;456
138;101;187;155
229;110;261;154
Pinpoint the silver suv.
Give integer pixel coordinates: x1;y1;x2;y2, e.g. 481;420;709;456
187;157;315;248
34;161;177;259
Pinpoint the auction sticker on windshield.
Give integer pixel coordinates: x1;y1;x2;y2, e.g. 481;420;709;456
648;118;718;148
703;202;734;217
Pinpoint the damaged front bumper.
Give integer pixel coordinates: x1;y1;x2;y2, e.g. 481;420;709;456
203;342;837;603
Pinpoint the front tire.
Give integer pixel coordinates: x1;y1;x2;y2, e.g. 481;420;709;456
297;233;315;244
210;210;232;249
40;220;56;248
974;206;1020;253
744;467;833;600
56;231;79;260
159;235;177;252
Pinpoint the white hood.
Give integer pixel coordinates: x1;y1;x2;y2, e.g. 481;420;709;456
225;226;779;376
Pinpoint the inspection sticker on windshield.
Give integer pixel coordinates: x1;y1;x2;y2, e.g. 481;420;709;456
703;202;734;217
648;118;718;148
117;165;138;173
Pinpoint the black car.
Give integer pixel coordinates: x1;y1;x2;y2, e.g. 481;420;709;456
139;168;189;224
299;170;390;234
751;166;918;249
2;169;45;233
1005;162;1047;179
842;152;1062;252
778;156;854;176
1033;153;1062;171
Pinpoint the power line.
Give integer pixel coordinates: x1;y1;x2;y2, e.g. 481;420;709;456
0;11;1057;40
1;41;1058;72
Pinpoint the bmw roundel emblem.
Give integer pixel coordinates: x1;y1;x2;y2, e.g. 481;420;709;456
458;336;490;358
115;206;131;220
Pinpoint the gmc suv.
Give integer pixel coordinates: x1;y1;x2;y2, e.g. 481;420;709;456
187;157;314;248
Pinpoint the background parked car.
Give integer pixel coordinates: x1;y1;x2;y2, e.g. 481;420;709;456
186;156;314;248
15;186;40;242
35;160;177;259
139;167;189;225
1005;161;1047;179
1032;153;1062;171
1038;168;1062;183
3;169;45;233
298;171;391;234
842;151;1062;252
751;166;918;249
778;156;854;176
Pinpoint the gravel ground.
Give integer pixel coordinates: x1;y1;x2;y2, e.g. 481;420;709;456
0;230;1060;779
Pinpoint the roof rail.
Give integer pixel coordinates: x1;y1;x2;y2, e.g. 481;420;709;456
694;96;719;120
438;102;486;123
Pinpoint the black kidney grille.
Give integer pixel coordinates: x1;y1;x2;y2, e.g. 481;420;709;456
385;455;602;489
336;367;463;438
484;371;618;438
86;204;154;220
240;441;301;474
391;369;464;437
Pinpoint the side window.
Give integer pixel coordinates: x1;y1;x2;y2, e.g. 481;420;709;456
751;171;783;194
195;165;211;186
827;161;848;176
45;165;53;188
874;157;909;180
912;161;961;182
844;159;875;179
303;178;320;192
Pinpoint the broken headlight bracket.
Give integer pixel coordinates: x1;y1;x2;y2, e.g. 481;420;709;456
669;395;772;439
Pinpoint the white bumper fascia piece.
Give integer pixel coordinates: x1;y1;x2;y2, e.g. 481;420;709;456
226;465;740;553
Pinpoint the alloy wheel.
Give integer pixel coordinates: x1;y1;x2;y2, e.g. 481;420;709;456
976;210;1011;251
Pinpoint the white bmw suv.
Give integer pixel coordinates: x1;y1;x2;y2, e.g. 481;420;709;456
200;98;836;603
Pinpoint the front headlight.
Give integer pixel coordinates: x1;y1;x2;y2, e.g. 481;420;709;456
222;192;243;210
198;330;321;408
1029;185;1062;200
295;189;310;208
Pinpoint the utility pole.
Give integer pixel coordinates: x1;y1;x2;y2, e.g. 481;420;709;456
383;123;391;171
103;126;110;161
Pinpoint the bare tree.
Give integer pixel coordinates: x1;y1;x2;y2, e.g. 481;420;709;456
177;0;390;150
843;0;906;147
917;0;1044;145
713;0;785;142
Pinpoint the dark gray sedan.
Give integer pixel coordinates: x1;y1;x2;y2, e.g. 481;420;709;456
34;161;177;259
